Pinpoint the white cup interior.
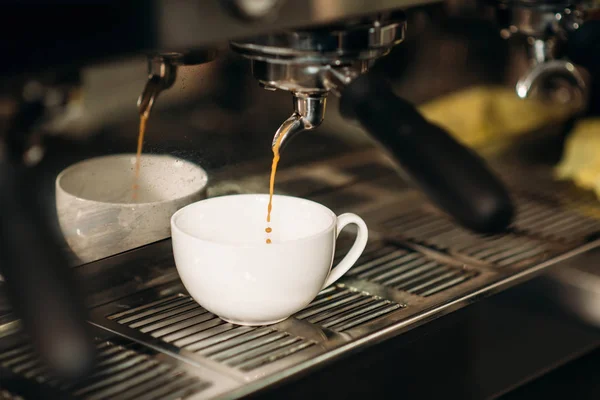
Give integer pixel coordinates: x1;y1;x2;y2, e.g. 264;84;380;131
172;194;335;245
57;154;208;204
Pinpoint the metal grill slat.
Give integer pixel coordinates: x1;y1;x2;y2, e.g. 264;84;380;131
196;328;274;357
0;338;211;399
64;355;148;391
348;245;479;298
143;311;214;335
109;370;187;400
307;298;376;324
223;336;300;366
371;260;439;284
320;300;391;328
95;344;125;360
456;236;514;256
329;303;402;331
0;344;31;361
357;254;424;280
295;287;353;310
209;332;287;362
387;264;449;288
1;352;36;368
295;286;401;332
121;375;194;400
12;358;42;374
466;240;524;260
418;274;474;297
185;325;255;353
93;350;139;369
127;299;198;328
401;270;460;294
73;360;162;396
335;243;388;266
163;317;226;344
495;247;549;266
348;248;410;276
114;297;192;325
294;292;364;319
140;380;211;400
513;196;600;243
107;294;185;321
381;203;559;268
174;322;239;348
130;303;205;330
22;364;47;379
402;217;453;238
82;363;172;400
236;341;316;371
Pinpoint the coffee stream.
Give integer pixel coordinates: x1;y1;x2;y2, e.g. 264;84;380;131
266;134;284;244
133;108;280;243
132;113;149;201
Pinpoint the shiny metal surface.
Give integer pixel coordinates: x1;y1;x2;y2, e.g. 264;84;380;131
2;149;600;398
138;51;218;117
515;59;586;104
231;15;405;94
490;0;589;103
230;14;406;63
0;328;235;400
272;94;326;150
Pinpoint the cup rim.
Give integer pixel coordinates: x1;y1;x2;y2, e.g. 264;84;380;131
171;193;337;248
56;153;208;207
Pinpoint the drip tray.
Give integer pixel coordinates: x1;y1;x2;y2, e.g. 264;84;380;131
3;150;600;399
0;327;235;400
86;238;597;398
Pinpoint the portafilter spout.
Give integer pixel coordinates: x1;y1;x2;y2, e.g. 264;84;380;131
272;93;326;151
137;55;178;117
137;50;217;117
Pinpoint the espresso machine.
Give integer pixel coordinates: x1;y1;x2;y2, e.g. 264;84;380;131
2;0;600;398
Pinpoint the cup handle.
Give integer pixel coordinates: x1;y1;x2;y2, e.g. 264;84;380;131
322;213;369;289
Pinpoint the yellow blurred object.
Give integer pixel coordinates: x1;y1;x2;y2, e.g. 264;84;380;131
556;118;600;195
418;86;576;149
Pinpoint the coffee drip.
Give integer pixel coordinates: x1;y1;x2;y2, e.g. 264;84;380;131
265;132;284;244
132;112;149;201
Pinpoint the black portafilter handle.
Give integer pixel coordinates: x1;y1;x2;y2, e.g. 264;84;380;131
338;73;514;233
0;164;95;376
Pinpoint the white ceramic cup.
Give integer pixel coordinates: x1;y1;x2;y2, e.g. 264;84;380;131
56;154;208;264
171;194;368;325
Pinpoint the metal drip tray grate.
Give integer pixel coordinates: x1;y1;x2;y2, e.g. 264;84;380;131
4;150;600;399
513;196;600;244
344;244;479;297
107;294;317;373
0;335;212;400
294;285;402;331
88;278;408;395
378;209;556;268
